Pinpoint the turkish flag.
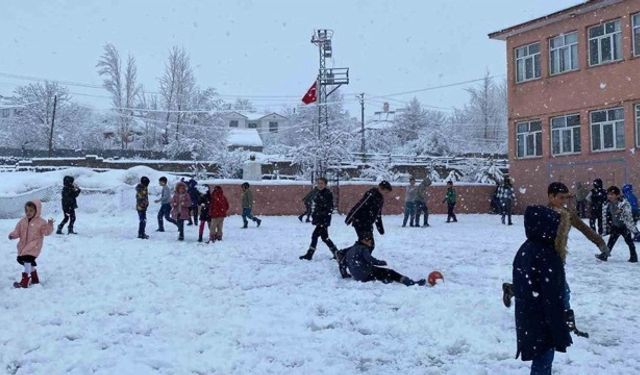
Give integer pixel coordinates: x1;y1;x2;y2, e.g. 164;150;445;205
301;82;317;104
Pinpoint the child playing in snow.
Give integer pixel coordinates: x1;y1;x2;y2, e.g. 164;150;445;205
57;175;81;235
136;176;151;239
9;200;54;288
155;176;177;232
511;204;573;375
443;181;457;223
187;178;200;226
335;232;426;286
171;181;192;241
299;177;339;261
198;184;213;242
209;186;230;242
241;182;262;228
597;185;639;263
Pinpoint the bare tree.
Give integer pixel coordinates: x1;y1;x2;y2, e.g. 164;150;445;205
159;46;195;143
97;43;141;150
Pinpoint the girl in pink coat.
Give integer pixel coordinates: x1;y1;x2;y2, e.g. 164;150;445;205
8;200;54;288
171;182;192;241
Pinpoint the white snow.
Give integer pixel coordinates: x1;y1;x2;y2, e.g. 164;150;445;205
0;176;639;373
228;129;264;148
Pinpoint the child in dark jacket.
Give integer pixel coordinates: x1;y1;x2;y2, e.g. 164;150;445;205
345;180;392;253
57;175;81;235
512;205;573;375
299;177;339;260
136;176;151;239
187;178;200;226
171;181;192;241
597;186;639;262
336;233;426;286
198;185;213;242
443;181;457;223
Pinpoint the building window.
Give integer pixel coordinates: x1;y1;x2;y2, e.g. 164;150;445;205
588;20;622;66
269;121;278;133
633;13;640;56
515;43;541;83
549;32;578;75
636;104;640;147
229;120;238;128
551;114;581;155
590;108;624;151
248;122;258;129
516;120;542;158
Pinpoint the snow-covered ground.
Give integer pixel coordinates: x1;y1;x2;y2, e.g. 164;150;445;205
1;193;639;374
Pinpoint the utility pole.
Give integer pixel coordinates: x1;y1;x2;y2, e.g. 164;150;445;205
358;93;365;160
48;95;57;158
311;29;349;177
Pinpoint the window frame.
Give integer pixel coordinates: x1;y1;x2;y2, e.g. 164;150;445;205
549;32;579;75
635;104;640;148
633;13;640;57
588;19;623;66
268;121;278;133
515;120;543;159
514;42;542;83
229;120;239;128
550;113;581;156
589;107;625;152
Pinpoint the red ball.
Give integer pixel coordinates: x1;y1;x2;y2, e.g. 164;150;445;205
428;271;444;286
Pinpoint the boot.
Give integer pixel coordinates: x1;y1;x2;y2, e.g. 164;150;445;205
299;247;315;261
13;273;30;288
335;250;351;278
596;253;609;262
417;279;427;286
197;236;203;243
298;215;304;222
242;223;248;229
30;270;40;284
502;283;514;308
256;219;262;227
68;227;77;235
56;225;63;235
629;248;638;263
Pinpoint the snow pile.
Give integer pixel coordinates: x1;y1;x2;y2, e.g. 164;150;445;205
0;202;638;374
228;129;264;148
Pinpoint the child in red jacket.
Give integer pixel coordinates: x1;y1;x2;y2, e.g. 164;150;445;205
9;200;54;288
208;186;229;242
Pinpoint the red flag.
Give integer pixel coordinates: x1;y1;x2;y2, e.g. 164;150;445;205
301;82;317;104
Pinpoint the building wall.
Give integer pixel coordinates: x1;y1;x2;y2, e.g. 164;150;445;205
503;0;640;211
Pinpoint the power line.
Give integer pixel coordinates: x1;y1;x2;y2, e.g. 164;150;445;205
368;74;506;100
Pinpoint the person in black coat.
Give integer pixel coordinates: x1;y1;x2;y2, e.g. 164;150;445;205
186;178;200;226
57;175;81;235
345;181;392;253
299;178;339;260
512;205;572;374
198;185;213;243
299;187;318;223
336;233;426;286
588;178;607;235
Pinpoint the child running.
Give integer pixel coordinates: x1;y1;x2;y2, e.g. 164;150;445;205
171;181;192;241
9;200;54;288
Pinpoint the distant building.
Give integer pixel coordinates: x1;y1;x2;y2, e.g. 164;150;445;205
489;0;640;209
221;111;287;152
0;95;22;125
366;102;397;132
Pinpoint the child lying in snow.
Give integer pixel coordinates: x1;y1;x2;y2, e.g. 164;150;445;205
335;232;426;286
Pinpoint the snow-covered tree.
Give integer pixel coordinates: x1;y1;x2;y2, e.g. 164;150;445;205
11;81;71;151
96;43;141;150
159;46;195;144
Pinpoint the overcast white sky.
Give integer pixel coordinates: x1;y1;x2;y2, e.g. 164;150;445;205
0;0;581;117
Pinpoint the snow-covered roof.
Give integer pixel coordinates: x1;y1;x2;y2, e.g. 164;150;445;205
0;96;22;109
228;129;263;147
226;111;288;121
